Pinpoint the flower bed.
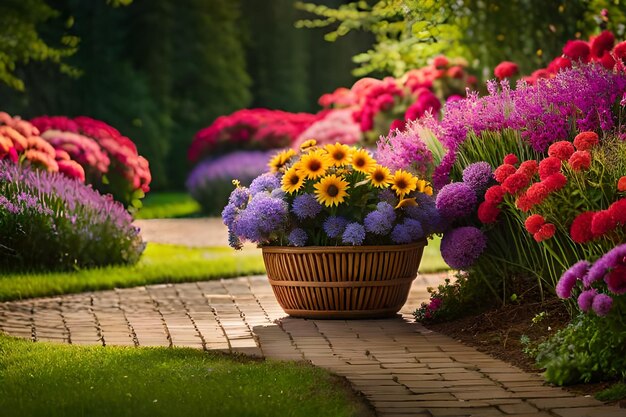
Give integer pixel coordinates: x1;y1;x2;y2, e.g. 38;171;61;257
0;159;144;271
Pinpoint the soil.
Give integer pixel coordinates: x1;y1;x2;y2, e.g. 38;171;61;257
424;298;616;397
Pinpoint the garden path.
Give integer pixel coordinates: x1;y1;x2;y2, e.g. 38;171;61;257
1;219;624;417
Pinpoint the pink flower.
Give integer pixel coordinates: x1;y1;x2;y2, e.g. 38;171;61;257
494;61;519;79
589;30;615;59
563;40;590;61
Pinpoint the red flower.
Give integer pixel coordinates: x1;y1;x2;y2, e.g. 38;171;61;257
548;141;575;161
447;66;464;79
573;131;599;151
542;173;567;192
478;201;501;224
615;41;626;63
538;156;562;180
57;159;86;183
389;119;405;132
570;212;596;243
502;173;530;195
568;150;592;171
591;210;617;236
547;57;572;74
590;30;615;59
484;185;506;204
525;214;546;234
494;164;517;183
433;56;449;69
599;52;616;70
494;61;519;79
618;176;626;192
526;182;550;205
608;199;626;224
516;194;534;212
563;40;590;62
534;223;556;242
503;153;518;165
517;160;538;177
605;265;626;295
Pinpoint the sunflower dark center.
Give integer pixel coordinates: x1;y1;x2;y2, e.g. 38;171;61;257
396;179;407;189
355;158;365;167
289;174;300;185
309;160;322;171
333;151;345;160
374;171;385;182
327;185;339;197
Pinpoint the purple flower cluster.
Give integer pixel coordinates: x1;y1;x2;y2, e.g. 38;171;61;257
585;244;626;292
440;226;487;270
377;124;434;178
292;194;322;220
432;64;626;187
391;218;423;244
323;216;349;239
342;223;366;245
0;160;143;271
230;192;288;245
364;202;396;235
403;193;447;235
288;228;308;247
462;162;493;194
435;182;477;219
249;173;280;195
556;260;590;299
187;150;273;214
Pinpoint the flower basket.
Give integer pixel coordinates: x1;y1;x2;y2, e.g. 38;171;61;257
262;240;427;319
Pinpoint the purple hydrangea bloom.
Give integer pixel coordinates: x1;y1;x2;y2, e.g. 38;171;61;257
577;289;597;312
435;182;477;219
342;222;366;245
323;216;349;239
440;226;487;269
585;244;626;287
556;260;590;299
591;293;613;316
249;173;280;195
221;203;238;227
288;228;308;247
228;187;251;208
462;162;493;194
292;193;322;220
232;193;288;243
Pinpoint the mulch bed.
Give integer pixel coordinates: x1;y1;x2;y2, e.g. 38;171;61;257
423;298;614;397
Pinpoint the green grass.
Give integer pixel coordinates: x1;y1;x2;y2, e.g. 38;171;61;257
135;192;201;219
0;244;265;301
419;236;448;273
0;335;372;417
595;382;626;402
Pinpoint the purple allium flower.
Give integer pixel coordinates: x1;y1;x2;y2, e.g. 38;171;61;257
585;244;626;287
462;162;493;194
440;226;487;269
435;182;477;219
323;216;349;239
228;187;251;208
556;260;590;299
591;293;613;316
342;222;366;245
577;289;597;312
292;193;322;220
364;209;394;235
288;228;308;247
249;173;280;195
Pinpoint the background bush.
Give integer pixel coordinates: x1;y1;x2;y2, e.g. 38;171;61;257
0;160;145;271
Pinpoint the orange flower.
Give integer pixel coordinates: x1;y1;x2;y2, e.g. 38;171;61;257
618;176;626;192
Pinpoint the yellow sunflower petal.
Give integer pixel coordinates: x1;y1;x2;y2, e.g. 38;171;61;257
268;149;296;173
395;197;418;209
351;148;377;173
313;174;349;207
297;150;329;179
281;166;305;194
391;169;418;198
323;143;351;167
369;165;393;188
300;139;317;150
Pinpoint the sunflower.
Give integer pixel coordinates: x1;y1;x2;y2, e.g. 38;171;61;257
415;178;434;196
281;165;305;194
268;149;296;173
368;165;393;188
299;139;317;150
391;169;418;198
351;148;376;173
314;174;349;207
297;150;329;179
324;143;351;167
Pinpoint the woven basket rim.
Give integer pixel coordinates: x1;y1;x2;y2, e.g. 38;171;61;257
261;240;427;254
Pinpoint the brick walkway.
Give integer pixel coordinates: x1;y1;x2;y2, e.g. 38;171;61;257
1;273;623;417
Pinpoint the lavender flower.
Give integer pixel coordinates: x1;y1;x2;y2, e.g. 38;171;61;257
221;203;238;228
591;293;613;316
556;260;590;299
232;193;288;243
288;228;308;247
228;187;251;208
249;173;280;195
440;227;487;269
435;182;477;219
292;193;322;220
577;289;597;312
585;244;626;287
323;216;349;239
377;125;434;178
462;162;493;194
342;222;366;245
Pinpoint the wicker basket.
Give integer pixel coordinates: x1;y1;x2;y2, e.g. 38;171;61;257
262;241;426;319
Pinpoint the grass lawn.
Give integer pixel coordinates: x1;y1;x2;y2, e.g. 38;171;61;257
135;192;201;219
0;335;372;417
0;243;265;301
